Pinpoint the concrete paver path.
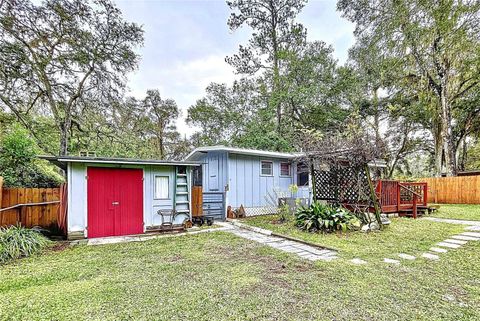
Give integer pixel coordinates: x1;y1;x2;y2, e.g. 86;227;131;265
424;217;480;226
221;222;337;261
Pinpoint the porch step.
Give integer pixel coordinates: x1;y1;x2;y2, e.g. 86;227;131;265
176;192;188;195
176;209;189;213
176;201;189;204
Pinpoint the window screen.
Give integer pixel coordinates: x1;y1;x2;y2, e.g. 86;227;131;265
193;166;203;187
154;176;169;199
297;163;309;186
261;161;273;176
280;162;291;176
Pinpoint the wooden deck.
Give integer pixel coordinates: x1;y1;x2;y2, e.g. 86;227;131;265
375;180;429;218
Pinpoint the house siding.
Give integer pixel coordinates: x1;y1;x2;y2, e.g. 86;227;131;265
195;151;227;220
200;151;228;192
227;153;293;209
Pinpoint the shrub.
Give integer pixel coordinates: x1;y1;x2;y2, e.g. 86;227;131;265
0;125;63;187
0;225;51;264
277;201;291;223
295;202;360;233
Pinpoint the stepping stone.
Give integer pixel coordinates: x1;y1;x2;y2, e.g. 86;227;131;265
461;232;480;238
466;226;480;231
422;253;440;260
227;224;338;261
430;247;448;253
444;239;468;245
296;251;312;257
437;242;462;249
279;246;303;253
351;258;367;265
319;256;337;261
320;251;338;257
384;258;400;265
452;235;479;241
398;253;416;260
302;254;321;261
307;248;333;256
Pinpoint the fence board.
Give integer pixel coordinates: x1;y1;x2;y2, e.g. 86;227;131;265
420;176;480;204
1;187;61;228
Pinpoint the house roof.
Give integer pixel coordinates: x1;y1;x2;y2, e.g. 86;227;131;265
41;155;202;170
184;146;387;167
185;145;301;161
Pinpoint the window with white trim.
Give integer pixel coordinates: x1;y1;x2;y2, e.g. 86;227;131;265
154;176;169;199
261;161;273;176
280;162;291;177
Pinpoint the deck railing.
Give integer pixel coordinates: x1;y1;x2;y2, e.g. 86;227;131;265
375;180;428;218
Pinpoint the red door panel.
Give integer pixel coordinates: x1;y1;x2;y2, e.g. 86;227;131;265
87;167;143;238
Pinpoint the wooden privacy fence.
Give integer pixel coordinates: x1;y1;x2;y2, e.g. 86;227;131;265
420;176;480;204
0;185;67;234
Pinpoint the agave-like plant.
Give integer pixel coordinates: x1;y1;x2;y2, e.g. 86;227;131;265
0;225;51;264
295;202;360;233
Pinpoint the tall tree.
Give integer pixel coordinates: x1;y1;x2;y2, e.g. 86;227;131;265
281;41;352;135
338;0;480;176
142;89;180;159
226;0;307;138
0;0;144;155
187;79;259;146
67;90;184;160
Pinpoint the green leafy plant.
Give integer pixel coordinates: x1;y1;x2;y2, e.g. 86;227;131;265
0;125;63;187
0;225;51;264
278;201;291;223
295;202;360;233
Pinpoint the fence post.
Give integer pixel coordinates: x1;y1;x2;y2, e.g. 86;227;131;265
0;177;3;225
396;183;401;212
376;180;382;203
0;176;3;210
412;194;417;219
310;160;316;201
423;183;428;206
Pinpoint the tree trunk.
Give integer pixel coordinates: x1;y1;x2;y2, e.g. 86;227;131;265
59;117;71;156
440;80;456;176
272;42;281;138
433;121;443;177
159;135;164;159
459;136;467;171
269;0;281;139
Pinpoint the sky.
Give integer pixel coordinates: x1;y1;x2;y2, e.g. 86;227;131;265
115;0;356;137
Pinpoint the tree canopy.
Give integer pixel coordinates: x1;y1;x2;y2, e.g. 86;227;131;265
1;0;479;179
0;0;144;155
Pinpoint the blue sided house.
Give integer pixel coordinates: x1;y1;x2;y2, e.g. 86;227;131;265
185;146;312;219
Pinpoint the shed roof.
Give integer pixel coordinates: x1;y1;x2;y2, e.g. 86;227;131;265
185;145;301;161
41;155;202;170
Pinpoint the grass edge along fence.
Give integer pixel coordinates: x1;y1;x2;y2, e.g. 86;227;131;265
420;176;480;204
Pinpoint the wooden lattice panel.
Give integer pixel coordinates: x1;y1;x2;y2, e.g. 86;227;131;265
312;170;337;201
313;165;372;206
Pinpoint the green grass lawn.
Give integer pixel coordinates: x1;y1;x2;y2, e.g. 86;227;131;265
242;215;466;260
431;204;480;221
1;228;479;320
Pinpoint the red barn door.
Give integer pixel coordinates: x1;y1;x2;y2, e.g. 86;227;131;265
87;167;143;238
